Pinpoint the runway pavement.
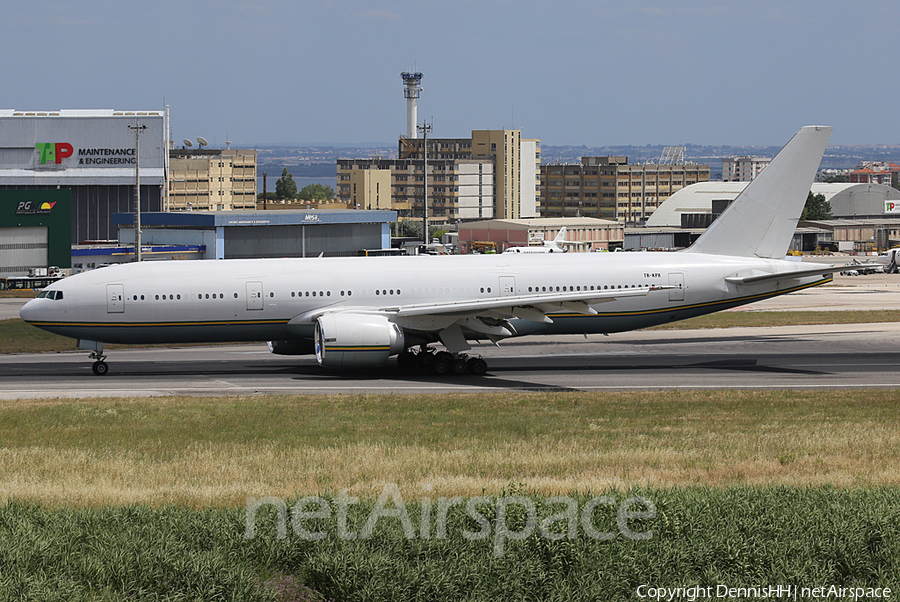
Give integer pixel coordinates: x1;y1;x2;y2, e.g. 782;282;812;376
2;266;899;398
2;322;899;398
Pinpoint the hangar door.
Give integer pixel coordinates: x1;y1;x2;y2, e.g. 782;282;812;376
0;227;48;276
223;224;382;259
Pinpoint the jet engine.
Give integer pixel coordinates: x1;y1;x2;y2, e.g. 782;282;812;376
315;312;405;369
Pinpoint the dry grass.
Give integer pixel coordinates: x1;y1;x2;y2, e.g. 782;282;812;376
0;290;38;299
648;309;900;329
1;390;898;507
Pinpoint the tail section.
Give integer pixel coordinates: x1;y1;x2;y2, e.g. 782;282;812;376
686;125;832;259
553;226;567;244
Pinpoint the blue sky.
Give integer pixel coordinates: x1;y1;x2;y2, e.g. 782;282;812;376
3;0;896;147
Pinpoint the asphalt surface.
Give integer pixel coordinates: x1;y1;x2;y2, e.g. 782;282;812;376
2;322;899;398
3;266;900;398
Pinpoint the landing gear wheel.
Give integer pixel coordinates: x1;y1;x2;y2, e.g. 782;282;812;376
451;358;469;375
467;357;488;376
431;356;451;375
92;361;109;376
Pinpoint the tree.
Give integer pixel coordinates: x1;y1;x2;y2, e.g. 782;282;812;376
397;220;422;239
274;168;297;200
297;184;335;202
800;191;832;221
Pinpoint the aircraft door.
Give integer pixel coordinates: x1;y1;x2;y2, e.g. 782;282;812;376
668;272;684;302
106;284;124;313
246;281;264;310
499;276;516;297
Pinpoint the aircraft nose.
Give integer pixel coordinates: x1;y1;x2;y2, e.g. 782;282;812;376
19;298;40;323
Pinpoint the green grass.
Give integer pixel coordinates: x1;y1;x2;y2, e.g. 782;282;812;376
2;486;898;601
0;318;80;353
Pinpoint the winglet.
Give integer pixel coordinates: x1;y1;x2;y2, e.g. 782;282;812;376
685;125;832;259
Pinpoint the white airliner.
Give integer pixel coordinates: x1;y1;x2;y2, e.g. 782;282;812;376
504;227;572;253
21;126;844;376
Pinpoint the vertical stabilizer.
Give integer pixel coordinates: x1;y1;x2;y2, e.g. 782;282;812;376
685;125;832;258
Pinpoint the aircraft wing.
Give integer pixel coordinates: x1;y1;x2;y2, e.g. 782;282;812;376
388;286;666;318
289;285;672;351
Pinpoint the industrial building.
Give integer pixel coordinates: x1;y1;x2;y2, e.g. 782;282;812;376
0;190;72;275
458;218;623;254
646;182;900;228
0;109;166;243
540;156;710;223
633;182;900;252
113;209;396;262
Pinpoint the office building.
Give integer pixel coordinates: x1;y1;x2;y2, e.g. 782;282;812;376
541;156;710;223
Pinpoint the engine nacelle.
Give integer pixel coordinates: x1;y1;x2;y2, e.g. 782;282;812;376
267;339;316;356
315;312;405;369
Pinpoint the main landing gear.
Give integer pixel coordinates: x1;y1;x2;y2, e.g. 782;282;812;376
396;346;488;376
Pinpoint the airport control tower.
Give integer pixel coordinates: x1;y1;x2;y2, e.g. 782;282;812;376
401;72;423;139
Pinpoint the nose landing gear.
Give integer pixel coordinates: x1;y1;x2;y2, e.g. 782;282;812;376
91;356;109;376
79;339;110;376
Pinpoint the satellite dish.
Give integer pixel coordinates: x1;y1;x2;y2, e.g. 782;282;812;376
196;136;208;149
183;139;193;147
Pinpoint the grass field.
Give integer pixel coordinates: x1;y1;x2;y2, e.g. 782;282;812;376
3;486;898;601
1;390;898;507
1;390;899;599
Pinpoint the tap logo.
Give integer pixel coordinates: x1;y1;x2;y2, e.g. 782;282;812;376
35;142;74;164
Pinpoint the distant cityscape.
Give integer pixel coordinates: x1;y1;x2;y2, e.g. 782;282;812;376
257;143;900;190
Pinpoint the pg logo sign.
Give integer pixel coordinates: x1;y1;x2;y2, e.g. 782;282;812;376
15;200;57;215
35;142;74;164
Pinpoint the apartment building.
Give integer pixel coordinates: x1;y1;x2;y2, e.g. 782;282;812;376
540;156;710;223
722;156;771;182
167;148;257;211
849;162;900;187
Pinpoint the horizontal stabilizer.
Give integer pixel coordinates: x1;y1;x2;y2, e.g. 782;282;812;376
725;264;852;285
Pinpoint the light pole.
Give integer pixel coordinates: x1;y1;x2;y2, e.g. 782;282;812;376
417;119;433;245
128;123;147;262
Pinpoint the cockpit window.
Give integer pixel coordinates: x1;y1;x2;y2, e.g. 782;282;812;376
54;291;63;300
36;291;48;298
